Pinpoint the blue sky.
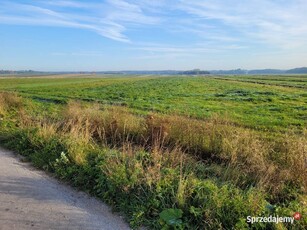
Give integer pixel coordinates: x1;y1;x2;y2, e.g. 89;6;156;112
1;0;307;71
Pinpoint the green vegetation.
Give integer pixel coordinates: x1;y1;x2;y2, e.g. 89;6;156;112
0;75;306;229
0;75;306;132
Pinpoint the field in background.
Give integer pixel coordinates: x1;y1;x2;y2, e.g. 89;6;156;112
0;74;306;132
0;74;306;229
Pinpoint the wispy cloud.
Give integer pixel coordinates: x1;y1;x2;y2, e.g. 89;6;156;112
177;0;307;48
134;44;246;53
1;0;307;53
129;43;247;62
0;0;159;42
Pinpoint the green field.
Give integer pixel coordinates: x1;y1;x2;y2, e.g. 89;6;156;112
0;74;306;132
0;74;306;229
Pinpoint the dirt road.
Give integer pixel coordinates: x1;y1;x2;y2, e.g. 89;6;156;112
0;147;130;230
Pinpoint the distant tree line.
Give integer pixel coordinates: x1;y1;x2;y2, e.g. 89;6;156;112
0;70;35;74
180;69;210;75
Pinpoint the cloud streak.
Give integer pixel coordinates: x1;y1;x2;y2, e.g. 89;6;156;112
177;0;307;48
0;0;158;42
1;0;307;53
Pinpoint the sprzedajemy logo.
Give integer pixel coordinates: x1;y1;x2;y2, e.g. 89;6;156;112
247;212;302;225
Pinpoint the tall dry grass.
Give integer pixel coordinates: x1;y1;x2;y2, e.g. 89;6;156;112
1;93;306;198
61;101;144;145
44;101;305;197
0;92;22;114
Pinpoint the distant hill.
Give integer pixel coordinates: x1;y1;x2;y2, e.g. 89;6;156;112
285;67;307;74
210;69;247;74
209;67;307;75
248;69;285;74
1;67;307;75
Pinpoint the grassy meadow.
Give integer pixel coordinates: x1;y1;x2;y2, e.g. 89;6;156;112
0;75;306;131
0;74;306;229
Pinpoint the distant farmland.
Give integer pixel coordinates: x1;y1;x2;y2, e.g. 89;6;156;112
0;74;306;132
0;74;306;229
